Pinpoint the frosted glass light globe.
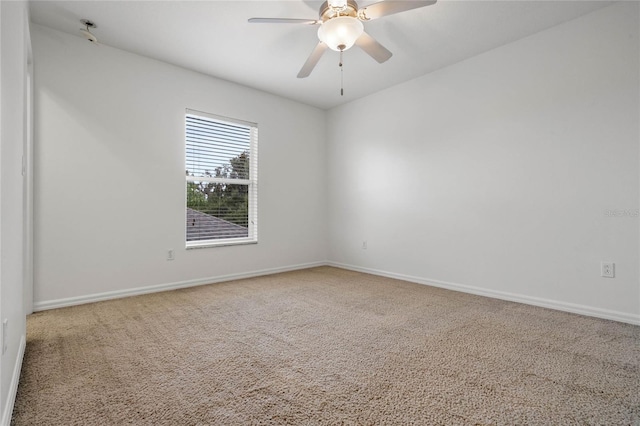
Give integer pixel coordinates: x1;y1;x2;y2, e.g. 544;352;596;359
317;16;364;52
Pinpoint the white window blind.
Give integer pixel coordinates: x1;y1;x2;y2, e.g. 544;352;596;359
185;109;258;247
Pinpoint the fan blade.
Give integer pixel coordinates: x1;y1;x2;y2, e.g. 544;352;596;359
248;18;320;24
297;42;328;78
358;0;437;21
355;32;392;63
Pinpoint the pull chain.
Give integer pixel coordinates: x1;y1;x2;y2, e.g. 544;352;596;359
339;50;344;96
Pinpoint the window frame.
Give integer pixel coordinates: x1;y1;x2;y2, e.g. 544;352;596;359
185;108;258;249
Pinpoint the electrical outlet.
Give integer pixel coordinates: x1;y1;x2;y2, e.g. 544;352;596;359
362;241;367;250
601;262;615;278
2;319;8;354
167;249;175;261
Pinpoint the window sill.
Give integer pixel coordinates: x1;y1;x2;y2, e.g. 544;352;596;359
186;239;258;249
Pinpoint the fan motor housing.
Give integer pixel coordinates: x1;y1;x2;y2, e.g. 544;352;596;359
319;0;359;22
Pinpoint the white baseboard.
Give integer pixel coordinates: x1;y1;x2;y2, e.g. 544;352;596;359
328;262;640;326
33;261;326;312
1;334;26;426
33;260;640;325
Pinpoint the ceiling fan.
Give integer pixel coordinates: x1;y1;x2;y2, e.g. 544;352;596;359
249;0;437;79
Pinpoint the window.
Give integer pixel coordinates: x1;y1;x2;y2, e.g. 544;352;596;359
185;109;258;247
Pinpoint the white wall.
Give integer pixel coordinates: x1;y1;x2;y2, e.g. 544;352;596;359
32;24;327;306
327;2;640;323
1;1;29;424
31;2;640;323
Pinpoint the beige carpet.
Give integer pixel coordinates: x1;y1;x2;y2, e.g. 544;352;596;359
12;267;640;425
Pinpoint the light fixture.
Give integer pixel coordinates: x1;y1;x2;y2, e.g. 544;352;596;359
328;0;348;11
317;16;363;52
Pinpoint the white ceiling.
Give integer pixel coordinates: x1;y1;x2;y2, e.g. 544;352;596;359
29;0;613;110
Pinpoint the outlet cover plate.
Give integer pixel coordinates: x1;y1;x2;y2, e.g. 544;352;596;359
601;262;615;278
2;319;7;354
